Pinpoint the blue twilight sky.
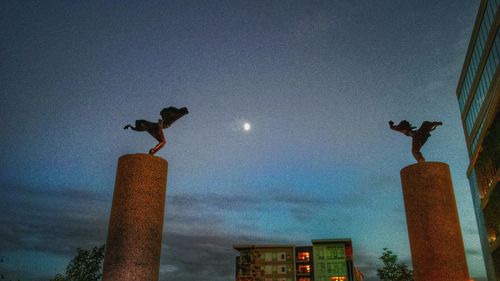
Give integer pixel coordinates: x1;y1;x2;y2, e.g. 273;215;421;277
0;1;487;280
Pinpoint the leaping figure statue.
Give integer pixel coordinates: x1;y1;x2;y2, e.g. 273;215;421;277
124;106;189;155
389;120;443;163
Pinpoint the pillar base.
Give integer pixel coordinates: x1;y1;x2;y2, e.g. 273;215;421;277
103;154;168;281
400;162;469;281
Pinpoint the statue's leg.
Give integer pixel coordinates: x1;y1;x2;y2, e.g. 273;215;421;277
148;127;167;155
412;140;425;163
149;141;166;155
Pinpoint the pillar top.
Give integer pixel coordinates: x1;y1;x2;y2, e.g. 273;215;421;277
119;153;167;163
401;161;449;170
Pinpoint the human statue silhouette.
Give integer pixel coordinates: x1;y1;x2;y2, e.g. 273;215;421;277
389;120;443;163
124;106;188;155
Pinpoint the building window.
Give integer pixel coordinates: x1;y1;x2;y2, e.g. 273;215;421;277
281;266;286;273
278;252;286;261
333;262;346;274
318;263;325;273
298;265;311;274
335;247;345;259
458;0;500;113
317;248;325;259
465;28;500;135
297;251;310;261
327;263;332;273
330;277;346;281
326;247;334;259
272;252;277;261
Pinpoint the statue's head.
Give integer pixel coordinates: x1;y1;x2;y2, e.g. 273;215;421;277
161;107;189;116
179;107;189;115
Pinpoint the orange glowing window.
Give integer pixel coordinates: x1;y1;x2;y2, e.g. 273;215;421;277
298;265;311;273
297;252;310;261
330;277;346;281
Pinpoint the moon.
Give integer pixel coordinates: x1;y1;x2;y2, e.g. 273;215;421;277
243;122;251;131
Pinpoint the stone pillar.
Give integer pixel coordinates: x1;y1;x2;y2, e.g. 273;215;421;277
103;154;168;281
400;162;469;281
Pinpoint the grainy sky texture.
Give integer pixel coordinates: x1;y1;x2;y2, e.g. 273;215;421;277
0;1;487;280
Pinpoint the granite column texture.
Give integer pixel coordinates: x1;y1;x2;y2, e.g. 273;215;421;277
400;162;469;281
102;154;168;281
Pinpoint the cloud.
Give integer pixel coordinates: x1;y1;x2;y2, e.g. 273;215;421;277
174;187;374;226
0;183;298;281
160;231;275;281
0;183;109;257
0;183;384;281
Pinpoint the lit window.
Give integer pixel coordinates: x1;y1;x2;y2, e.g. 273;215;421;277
298;265;311;274
297;252;310;261
330;277;346;281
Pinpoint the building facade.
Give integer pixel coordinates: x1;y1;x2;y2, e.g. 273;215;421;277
311;239;354;281
456;0;500;279
234;239;363;281
295;246;314;281
234;245;295;281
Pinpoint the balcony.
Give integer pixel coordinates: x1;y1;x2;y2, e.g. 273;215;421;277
478;159;499;210
296;265;311;275
476;112;499;209
491;236;500;254
296;252;311;262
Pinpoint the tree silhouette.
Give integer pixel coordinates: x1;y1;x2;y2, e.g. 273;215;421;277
376;248;413;281
50;245;105;281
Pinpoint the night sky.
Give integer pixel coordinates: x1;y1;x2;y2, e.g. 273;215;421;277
0;1;487;280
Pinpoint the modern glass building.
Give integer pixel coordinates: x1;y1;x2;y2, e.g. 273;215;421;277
456;0;500;279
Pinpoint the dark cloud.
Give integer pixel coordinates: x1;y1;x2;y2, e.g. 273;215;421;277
169;188;367;224
0;183;109;257
160;231;280;281
351;254;380;280
168;192;262;211
0;183;300;280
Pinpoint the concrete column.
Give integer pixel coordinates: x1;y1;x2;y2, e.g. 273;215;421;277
103;154;168;281
400;162;469;281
